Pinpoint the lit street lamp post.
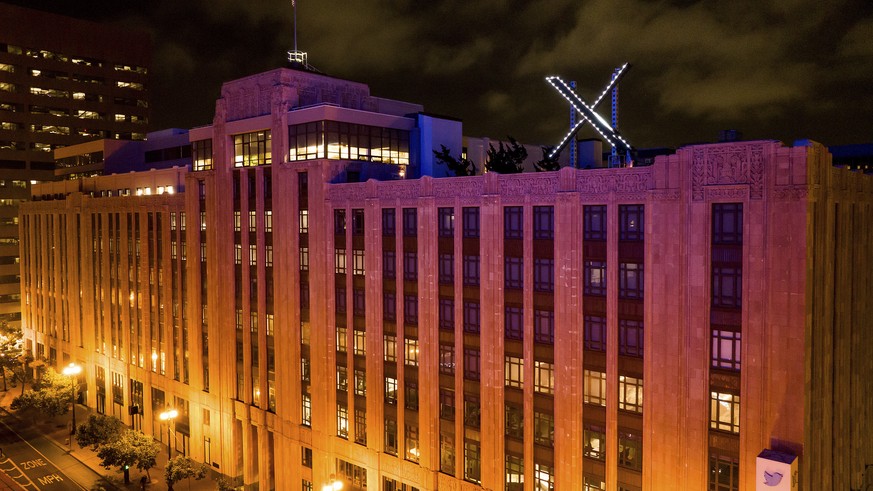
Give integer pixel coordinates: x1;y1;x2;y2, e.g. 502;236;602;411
61;362;82;445
322;475;343;491
159;408;178;459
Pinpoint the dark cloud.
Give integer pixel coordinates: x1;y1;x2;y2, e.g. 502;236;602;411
9;0;873;147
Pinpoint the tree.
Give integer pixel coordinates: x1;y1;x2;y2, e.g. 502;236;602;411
76;414;125;450
96;429;160;484
165;456;208;491
433;145;476;177
9;367;73;421
484;137;527;174
0;320;22;391
534;146;562;172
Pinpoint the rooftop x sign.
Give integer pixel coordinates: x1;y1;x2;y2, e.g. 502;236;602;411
546;63;634;161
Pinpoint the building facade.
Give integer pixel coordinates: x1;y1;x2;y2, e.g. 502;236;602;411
19;67;873;491
1;2;152;328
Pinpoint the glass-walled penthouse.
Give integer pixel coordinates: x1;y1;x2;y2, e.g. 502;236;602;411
289;121;410;166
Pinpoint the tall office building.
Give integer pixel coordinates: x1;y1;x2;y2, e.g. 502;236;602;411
19;66;873;491
0;2;151;327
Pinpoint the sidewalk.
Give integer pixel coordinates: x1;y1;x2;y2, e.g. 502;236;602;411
0;385;221;491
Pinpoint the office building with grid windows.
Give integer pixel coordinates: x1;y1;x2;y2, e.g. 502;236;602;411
18;66;873;491
0;3;151;329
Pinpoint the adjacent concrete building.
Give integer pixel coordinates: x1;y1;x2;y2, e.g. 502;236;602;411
0;2;151;328
19;67;873;491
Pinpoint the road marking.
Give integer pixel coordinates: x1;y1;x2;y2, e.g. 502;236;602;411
0;418;86;490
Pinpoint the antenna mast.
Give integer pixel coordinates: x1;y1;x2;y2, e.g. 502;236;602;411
288;0;309;67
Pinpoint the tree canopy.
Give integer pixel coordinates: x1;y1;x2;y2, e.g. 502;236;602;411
96;429;160;483
534;146;562;172
76;414;126;450
433;145;476;177
165;456;208;491
0;320;24;391
9;367;73;420
484;137;527;174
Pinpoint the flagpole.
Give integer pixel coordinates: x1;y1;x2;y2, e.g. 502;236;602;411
293;0;298;53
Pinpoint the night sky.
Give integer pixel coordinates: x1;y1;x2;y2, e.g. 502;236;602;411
10;0;873;149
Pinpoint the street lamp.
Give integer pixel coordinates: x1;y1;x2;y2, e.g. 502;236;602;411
159;408;178;458
322;475;343;491
61;362;82;444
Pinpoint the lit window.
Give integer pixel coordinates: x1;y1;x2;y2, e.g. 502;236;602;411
584;369;606;406
353;329;366;356
298;209;310;233
710;391;740;433
336;403;348;439
583;424;606;461
534;462;554;491
504;355;523;388
354;369;366;396
335;248;346;274
384;377;398;404
383;335;397;362
584;260;607;296
404;338;419;366
534;361;554;395
336;327;347;353
301;394;311;426
352;249;364;275
299;247;309;271
618;375;643;413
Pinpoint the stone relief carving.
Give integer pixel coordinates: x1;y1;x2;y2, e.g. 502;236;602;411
650;189;681;201
705;187;748;201
773;185;809;201
693;143;766;201
433;178;484;198
692;149;706;201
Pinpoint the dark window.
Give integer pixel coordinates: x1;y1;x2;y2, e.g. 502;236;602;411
352;209;364;235
619;319;644;357
711;329;741;371
505;403;524;439
619;262;644;299
464;348;480;381
618;430;642;471
440;389;455;420
463;302;480;334
533;206;554;239
352;289;365;315
439;254;454;285
504;206;523;239
619;204;644;241
584;315;606;352
438;207;455;237
404;294;418;325
439;298;454;331
302;447;313;468
708;453;739;491
534;410;554;447
584;205;607;241
463;255;480;286
403;252;417;281
382;208;396;236
534;258;554;292
505;256;523;289
334;209;346;235
534;310;554;344
335;287;346;314
439;344;455;375
584;260;607;296
405;382;418;410
462;207;480;238
464;396;480;428
504;306;523;341
712;266;742;309
402;208;417;236
383;250;396;279
383;293;396;322
712;203;743;245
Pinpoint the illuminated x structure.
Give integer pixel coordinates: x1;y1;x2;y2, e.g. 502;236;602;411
546;63;634;164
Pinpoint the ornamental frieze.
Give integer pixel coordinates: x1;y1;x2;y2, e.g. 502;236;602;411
692;143;766;201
